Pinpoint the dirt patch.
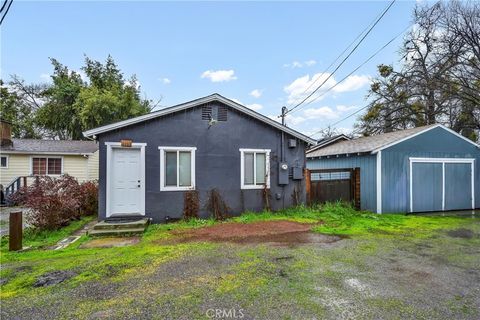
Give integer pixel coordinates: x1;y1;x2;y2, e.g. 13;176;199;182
33;270;77;287
158;220;342;246
79;237;140;249
447;228;475;239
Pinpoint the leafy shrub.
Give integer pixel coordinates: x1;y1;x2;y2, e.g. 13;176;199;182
205;188;229;221
9;175;98;230
77;180;98;216
183;190;199;220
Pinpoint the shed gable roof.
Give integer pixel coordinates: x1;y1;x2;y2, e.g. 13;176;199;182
82;93;316;145
306;124;479;158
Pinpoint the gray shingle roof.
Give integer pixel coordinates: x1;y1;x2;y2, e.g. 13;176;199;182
306;125;438;157
2;139;98;155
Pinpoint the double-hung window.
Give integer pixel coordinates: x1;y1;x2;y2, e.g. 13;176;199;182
0;155;8;168
31;157;62;175
159;147;196;191
240;149;270;189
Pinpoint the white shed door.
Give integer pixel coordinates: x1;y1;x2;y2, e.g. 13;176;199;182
109;148;143;216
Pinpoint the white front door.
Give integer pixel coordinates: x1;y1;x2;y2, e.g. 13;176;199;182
109;148;143;216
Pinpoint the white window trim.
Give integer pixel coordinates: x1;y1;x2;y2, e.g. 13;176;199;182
30;156;64;176
409;157;475;212
239;148;271;190
158;146;196;191
105;142;147;217
0;155;9;168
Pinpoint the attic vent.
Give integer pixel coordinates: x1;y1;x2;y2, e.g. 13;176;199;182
217;105;228;121
202;105;212;120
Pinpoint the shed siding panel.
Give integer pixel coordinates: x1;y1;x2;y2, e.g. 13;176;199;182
382;127;480;212
306;155;377;212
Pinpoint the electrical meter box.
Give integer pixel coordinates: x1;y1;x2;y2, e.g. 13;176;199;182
278;162;289;185
288;139;297;148
292;167;303;180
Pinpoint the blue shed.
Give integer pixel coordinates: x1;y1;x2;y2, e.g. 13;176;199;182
306;125;480;213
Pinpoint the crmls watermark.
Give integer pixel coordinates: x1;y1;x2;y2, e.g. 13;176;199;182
205;308;245;319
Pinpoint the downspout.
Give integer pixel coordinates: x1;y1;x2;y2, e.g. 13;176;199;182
280;106;287;209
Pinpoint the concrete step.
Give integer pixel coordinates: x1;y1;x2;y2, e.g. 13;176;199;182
88;228;146;237
92;218;150;230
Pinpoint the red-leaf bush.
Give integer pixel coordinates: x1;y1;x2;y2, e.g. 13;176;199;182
9;175;98;230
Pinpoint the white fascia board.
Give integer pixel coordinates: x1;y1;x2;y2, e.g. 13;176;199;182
372;124;480;154
83;94;316;145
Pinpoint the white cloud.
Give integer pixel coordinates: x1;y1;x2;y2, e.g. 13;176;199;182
283;59;317;68
159;77;171;84
332;75;370;93
284;73;369;105
267;114;305;126
40;73;50;81
336;105;358;113
304;106;339;120
201;69;237;82
284;73;336;105
249;89;263;98
246;103;263;111
299;104;358;122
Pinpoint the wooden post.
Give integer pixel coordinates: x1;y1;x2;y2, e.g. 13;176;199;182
9;211;22;251
304;168;311;206
354;168;361;210
22;176;27;188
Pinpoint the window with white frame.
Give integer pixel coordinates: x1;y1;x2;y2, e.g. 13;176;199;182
0;156;8;168
31;157;62;175
240;149;270;189
159;147;196;191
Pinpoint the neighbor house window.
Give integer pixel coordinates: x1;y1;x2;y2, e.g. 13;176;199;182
0;156;8;168
240;149;270;189
159;147;196;191
32;157;62;175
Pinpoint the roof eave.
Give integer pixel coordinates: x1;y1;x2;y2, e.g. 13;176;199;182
370;124;480;154
83;94;316;145
1;151;96;155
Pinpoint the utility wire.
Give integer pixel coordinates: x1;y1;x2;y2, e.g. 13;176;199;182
0;0;8;13
284;0;396;116
0;0;13;26
284;7;387;111
306;24;412;138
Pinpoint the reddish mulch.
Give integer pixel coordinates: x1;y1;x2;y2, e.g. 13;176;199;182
158;220;342;246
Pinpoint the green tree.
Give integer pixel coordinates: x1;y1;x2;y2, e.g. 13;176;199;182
77;55;151;130
36;59;85;140
33;55;153;139
357;1;480;141
0;77;43;138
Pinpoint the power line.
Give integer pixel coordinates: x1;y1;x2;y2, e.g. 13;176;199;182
283;7;387;111
0;0;13;26
283;0;396;117
0;0;8;13
306;24;412;138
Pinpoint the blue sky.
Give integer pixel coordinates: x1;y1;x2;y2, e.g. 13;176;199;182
1;1;417;138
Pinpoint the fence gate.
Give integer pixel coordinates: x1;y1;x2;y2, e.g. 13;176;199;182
306;168;360;209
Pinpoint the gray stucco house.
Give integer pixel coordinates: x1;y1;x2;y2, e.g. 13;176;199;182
306;125;480;213
84;94;315;222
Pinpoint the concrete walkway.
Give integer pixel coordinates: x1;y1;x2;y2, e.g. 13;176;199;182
0;207;29;236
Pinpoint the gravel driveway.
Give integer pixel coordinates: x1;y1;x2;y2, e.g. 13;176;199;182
1;218;479;319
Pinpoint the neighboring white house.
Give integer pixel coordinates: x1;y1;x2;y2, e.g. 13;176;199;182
0;120;99;192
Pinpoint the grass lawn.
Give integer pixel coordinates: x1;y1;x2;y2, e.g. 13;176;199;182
1;204;479;319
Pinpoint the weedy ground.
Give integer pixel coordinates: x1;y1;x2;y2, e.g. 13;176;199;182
1;204;479;320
